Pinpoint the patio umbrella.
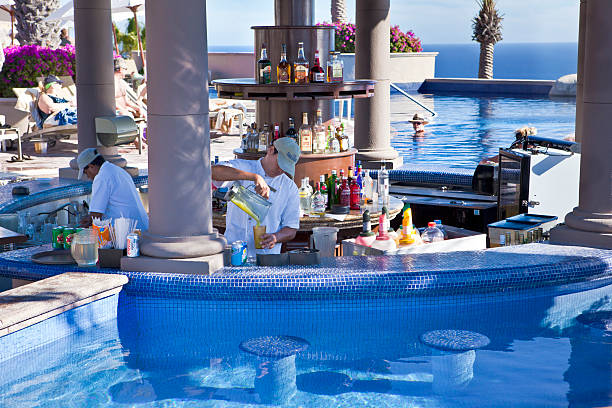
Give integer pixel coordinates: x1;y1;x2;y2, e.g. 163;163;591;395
0;0;15;45
46;0;144;60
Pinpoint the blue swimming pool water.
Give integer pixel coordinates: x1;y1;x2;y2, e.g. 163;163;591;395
390;91;576;169
2;281;611;407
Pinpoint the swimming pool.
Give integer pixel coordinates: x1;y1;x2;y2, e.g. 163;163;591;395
1;279;611;407
390;91;576;169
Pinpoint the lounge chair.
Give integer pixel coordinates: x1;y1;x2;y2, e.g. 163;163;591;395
12;81;78;149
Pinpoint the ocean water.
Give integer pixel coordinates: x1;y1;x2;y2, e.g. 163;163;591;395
420;42;577;80
210;42;578;81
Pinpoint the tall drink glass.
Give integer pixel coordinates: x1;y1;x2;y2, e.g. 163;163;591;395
253;225;266;249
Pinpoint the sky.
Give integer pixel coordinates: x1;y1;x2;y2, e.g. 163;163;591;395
206;0;579;46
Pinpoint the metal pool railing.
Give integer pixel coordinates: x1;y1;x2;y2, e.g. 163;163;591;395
390;83;437;118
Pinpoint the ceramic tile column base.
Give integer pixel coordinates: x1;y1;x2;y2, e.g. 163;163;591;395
120;253;225;274
550;224;612;250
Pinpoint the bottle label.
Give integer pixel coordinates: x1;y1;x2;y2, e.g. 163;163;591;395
333;63;343;82
258;135;268;152
331;139;341;153
295;65;308;83
300;130;312;152
260;64;271;84
313;130;326;152
340;138;349;151
278;68;290;83
313;72;325;82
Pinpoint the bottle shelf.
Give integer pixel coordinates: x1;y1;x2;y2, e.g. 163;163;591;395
213;78;375;101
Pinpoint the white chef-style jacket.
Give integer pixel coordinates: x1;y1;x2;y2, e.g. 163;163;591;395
213;158;300;256
89;161;149;230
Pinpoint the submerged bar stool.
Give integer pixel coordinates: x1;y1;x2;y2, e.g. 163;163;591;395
239;335;310;404
420;329;490;394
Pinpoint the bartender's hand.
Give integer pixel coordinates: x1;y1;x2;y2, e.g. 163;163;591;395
260;233;277;249
253;174;270;199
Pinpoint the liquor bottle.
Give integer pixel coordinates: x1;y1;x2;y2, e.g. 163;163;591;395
214;156;219;164
347;166;353;183
377;163;389;207
335;125;346;152
312;109;326;154
241;124;250;151
247;122;259;153
329;125;340;153
362;170;373;204
293;42;309;84
356;169;363;190
339;177;350;207
350;178;360;210
299;178;311;215
273;123;281;141
332;51;344;82
258;123;270;152
298;112;313;153
337;169;345;205
257;44;272;84
277;43;291;84
311;182;326;215
327;169;337;206
339;123;349;151
319;174;328;210
286;117;298;142
310;50;325;83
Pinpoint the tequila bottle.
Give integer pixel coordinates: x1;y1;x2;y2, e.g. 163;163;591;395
298;112;312;153
312;109;326;154
257;44;271;84
293;42;309;84
329;125;340;153
277;43;291;84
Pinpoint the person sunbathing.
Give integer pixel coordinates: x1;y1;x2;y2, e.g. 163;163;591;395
114;58;143;118
37;75;77;128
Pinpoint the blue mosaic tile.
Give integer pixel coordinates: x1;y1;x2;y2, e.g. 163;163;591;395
0;243;611;302
370;165;475;187
239;335;310;358
420;329;490;352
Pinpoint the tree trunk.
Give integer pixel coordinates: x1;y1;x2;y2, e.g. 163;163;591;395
331;0;348;24
14;0;61;47
478;42;495;79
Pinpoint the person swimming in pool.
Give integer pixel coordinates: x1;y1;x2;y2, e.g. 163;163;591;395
408;113;429;135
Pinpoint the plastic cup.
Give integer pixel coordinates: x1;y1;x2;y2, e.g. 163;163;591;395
253;225;266;249
311;227;339;257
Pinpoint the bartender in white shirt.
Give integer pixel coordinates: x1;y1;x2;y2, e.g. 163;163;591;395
212;137;301;256
77;148;149;230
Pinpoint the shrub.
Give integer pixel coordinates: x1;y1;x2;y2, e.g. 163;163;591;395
317;22;422;53
0;44;76;97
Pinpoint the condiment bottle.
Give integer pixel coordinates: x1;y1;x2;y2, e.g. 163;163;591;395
370;213;397;251
355;209;376;247
399;205;415;246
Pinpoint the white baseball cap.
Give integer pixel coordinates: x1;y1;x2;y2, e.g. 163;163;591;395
76;148;102;180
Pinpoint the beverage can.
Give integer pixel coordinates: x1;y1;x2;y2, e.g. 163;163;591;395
126;233;140;257
52;226;64;249
231;240;246;266
63;228;76;250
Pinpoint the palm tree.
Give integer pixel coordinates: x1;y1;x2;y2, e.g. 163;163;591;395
331;0;348;24
14;0;61;47
472;0;503;79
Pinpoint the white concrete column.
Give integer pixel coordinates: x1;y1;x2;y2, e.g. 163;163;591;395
60;0;129;179
551;0;612;249
122;0;225;273
353;0;401;169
